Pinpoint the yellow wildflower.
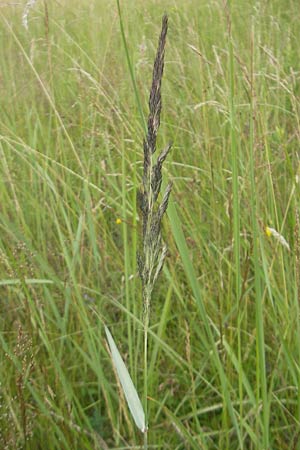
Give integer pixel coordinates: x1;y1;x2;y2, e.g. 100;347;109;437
265;226;272;238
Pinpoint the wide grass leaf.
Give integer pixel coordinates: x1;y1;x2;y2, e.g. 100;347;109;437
105;326;146;433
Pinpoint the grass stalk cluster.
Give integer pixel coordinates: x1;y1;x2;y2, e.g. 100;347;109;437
1;1;300;449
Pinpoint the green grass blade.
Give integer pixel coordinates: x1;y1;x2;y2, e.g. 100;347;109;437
105;326;146;433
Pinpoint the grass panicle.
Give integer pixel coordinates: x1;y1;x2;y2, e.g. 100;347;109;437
138;14;172;317
137;14;172;447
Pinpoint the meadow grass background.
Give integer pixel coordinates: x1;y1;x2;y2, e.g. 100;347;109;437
1;0;300;449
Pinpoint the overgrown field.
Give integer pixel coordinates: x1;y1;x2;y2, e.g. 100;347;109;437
1;1;300;449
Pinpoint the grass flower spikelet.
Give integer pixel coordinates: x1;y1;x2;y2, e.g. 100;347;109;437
22;0;37;30
265;226;290;251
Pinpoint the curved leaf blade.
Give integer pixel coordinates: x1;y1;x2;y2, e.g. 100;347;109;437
105;326;146;433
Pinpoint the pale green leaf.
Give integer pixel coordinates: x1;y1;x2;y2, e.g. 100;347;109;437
105;326;146;433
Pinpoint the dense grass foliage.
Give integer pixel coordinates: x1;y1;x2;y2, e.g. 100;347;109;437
1;1;300;449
